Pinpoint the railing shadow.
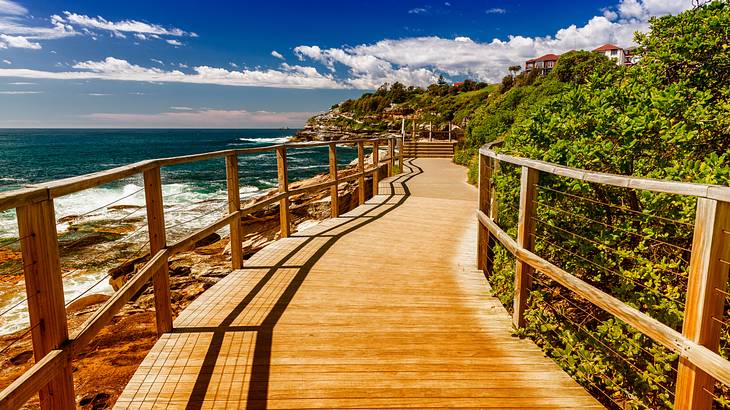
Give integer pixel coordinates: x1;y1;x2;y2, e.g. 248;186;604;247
172;159;424;409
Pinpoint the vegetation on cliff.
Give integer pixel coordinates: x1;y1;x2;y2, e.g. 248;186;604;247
458;2;730;408
308;1;729;407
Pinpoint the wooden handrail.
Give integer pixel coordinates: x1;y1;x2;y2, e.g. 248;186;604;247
0;136;402;408
0;350;67;409
0;135;400;409
0;136;400;213
479;142;730;200
477;140;730;410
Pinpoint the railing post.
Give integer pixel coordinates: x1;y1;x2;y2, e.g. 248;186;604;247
477;154;492;273
276;146;291;237
513;166;538;328
357;141;365;205
675;198;730;409
372;140;380;196
329;142;339;218
388;138;395;177
225;155;243;269
143;167;172;335
398;136;404;173
16;199;75;409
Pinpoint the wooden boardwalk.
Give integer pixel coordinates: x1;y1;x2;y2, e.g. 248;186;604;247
115;159;601;409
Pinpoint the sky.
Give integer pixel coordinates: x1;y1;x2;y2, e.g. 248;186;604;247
0;0;694;128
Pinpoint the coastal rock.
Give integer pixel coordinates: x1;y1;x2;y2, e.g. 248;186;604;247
66;294;111;314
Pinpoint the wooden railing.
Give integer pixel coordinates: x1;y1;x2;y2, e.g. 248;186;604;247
476;141;730;409
0;135;403;409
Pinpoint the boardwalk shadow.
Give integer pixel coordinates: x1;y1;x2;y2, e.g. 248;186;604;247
174;159;424;409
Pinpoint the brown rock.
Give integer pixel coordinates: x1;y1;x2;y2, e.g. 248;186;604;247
66;294;111;314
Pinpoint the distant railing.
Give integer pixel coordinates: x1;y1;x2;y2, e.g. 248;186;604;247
476;140;730;409
0;135;403;409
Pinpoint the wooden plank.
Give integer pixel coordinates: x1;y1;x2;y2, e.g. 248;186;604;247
513;166;538;328
477;209;730;387
329;143;339;218
118;159;599;409
226;155;243;269
277;146;291;238
372;140;380;196
675;198;730;410
70;250;170;351
357;141;365;205
143;167;172;335
0;350;67;410
16;199;75;409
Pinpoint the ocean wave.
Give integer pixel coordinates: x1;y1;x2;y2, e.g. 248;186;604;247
238;136;291;144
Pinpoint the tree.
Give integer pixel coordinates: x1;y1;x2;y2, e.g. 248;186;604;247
550;50;617;84
508;65;522;77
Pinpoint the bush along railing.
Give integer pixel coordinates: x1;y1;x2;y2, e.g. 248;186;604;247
0;135;402;409
476;141;730;409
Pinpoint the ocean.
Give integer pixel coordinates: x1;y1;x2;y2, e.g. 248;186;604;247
0;129;360;334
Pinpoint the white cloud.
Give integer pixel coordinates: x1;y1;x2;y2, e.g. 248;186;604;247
0;90;41;94
170;106;193;110
292;0;693;84
150;58;164;65
134;33;146;40
486;8;507;14
0;0;26;16
8;81;34;84
83;108;316;128
87;92;110;96
0;56;345;89
408;7;428;14
58;12;191;38
166;39;182;46
0;33;40;48
2;59;10;64
271;50;284;60
229;62;238;68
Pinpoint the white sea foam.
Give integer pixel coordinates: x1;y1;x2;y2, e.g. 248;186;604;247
238;136;291;144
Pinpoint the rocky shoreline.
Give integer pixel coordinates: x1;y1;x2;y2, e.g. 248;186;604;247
0;155;388;409
291;110;397;142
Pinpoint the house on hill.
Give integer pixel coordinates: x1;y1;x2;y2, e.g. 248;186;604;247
593;44;627;65
524;53;560;76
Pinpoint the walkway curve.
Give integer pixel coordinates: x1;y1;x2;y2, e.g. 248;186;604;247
115;159;602;409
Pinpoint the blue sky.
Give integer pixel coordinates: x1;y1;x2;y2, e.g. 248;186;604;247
0;0;692;127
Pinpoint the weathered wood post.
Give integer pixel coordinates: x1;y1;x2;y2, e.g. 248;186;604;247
388;138;395;177
372;140;380;196
357;141;365;205
448;122;452;142
513;166;538;328
411;118;416;141
675;198;730;409
328;142;339;218
16;200;75;409
225;155;243;269
276;146;291;237
429;121;432;141
401;118;405;139
144;167;173;335
477;154;492;272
